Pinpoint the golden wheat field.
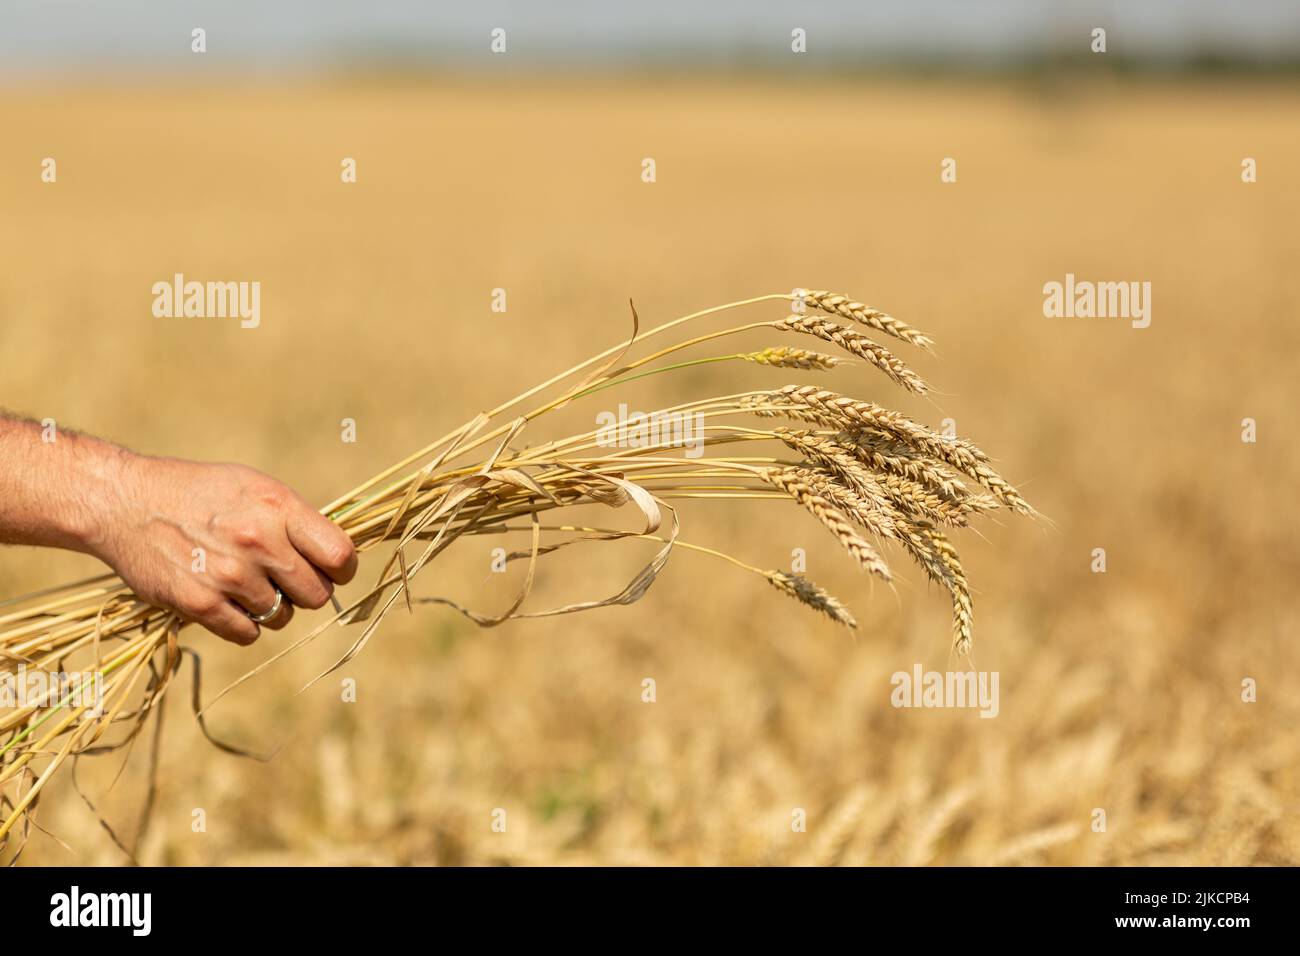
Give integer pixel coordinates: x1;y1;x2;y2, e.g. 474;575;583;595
1;74;1298;865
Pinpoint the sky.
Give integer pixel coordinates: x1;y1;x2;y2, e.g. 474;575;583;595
2;0;1298;73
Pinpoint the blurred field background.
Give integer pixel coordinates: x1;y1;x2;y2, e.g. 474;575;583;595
3;5;1300;866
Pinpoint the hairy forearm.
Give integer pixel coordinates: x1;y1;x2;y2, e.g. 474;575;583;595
0;413;135;555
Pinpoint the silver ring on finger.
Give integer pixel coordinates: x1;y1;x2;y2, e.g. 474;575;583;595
246;587;284;624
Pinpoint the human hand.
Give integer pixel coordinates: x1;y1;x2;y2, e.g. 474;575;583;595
85;455;358;645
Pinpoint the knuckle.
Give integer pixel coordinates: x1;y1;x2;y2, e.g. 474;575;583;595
232;523;266;549
300;586;331;611
208;556;246;589
320;540;354;572
184;590;223;618
251;479;290;511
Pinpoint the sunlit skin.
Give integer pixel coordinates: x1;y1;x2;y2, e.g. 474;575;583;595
0;415;358;645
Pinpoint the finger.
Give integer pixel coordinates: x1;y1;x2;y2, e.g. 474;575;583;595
260;600;294;632
199;600;261;646
209;558;279;621
285;506;358;585
269;555;333;611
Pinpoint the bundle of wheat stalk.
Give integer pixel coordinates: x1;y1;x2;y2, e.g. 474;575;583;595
0;288;1032;855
